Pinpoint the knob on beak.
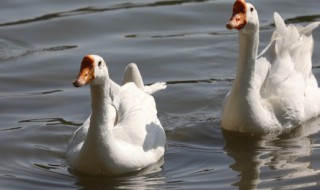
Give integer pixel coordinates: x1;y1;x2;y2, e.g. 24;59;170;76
226;0;247;30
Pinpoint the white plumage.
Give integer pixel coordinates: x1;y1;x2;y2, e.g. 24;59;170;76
222;0;320;134
67;55;166;176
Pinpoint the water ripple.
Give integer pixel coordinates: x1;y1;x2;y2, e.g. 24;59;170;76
0;90;63;98
126;14;320;39
0;37;77;61
18;117;82;127
164;77;234;85
125;30;232;39
0;0;209;27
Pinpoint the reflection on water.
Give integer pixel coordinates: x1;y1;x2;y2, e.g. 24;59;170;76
73;158;165;190
223;118;320;190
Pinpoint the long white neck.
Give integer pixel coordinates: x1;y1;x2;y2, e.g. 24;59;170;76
90;81;110;128
234;28;276;129
223;24;280;132
83;79;111;147
232;29;259;95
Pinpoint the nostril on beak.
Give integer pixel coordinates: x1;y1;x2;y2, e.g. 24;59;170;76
73;79;83;87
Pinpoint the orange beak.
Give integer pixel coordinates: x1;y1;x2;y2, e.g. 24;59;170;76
226;0;247;30
73;55;95;87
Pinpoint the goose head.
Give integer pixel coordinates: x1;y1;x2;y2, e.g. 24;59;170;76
73;54;109;87
226;0;259;34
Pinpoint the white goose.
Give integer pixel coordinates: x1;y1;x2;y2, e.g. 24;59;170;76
221;0;320;134
67;54;166;176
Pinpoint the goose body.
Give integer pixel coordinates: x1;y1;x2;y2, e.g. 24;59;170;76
222;0;320;134
67;55;166;176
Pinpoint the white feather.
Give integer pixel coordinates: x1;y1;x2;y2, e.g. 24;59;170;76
67;57;166;176
222;5;320;134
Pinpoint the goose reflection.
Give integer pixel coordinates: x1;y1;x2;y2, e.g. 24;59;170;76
223;118;320;190
72;158;165;190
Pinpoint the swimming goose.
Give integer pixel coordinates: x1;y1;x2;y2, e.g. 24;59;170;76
67;54;166;176
221;0;320;134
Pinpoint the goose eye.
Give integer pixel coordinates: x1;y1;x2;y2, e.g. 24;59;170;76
98;61;102;67
250;7;254;12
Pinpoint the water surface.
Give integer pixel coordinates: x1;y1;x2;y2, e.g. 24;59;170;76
1;0;320;189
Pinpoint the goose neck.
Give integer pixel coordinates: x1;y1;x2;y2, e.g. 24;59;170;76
90;80;110;128
234;29;259;92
